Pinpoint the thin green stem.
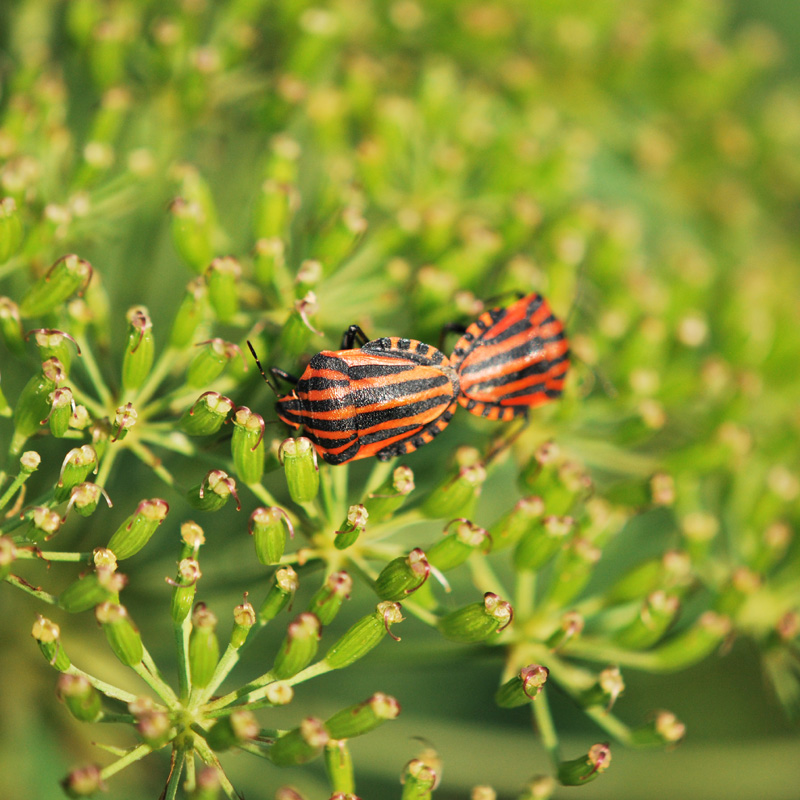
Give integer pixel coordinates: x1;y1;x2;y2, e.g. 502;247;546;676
128;440;177;488
584;707;633;744
175;615;192;701
74;334;114;409
69;384;106;418
532;690;560;770
66;665;141;704
193;643;241;707
15;548;91;562
131;660;179;707
163;747;186;800
0;472;28;511
249;481;282;510
331;461;349;522
134;347;181;407
193;736;239;800
4;573;58;604
99;742;154;781
94;446;119;490
202;670;277;713
515;572;536;619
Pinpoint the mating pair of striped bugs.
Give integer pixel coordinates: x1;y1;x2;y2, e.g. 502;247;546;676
250;293;570;465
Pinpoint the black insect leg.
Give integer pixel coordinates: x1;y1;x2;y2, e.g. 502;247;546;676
341;324;371;349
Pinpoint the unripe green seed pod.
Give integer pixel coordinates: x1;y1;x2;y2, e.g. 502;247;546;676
514;514;574;572
614;591;681;650
714;566;761;618
110;402;137;442
19;449;41;475
605;550;693;606
401;759;438;799
545;611;585;651
32;615;71;671
0;196;23;263
426;519;489;572
59;566;125;613
518;440;560;495
55;445;98;502
169;278;207;349
490;496;545;551
495;664;550;708
0;375;10;417
19;254;93;318
205;256;241;321
186;338;243;388
543;460;593;516
325;739;354;795
280;437;320;504
271;612;322;679
649;611;731;670
96;602;144;666
517;774;556;800
47;387;74;437
180;520;206;557
189;603;219;688
170;558;201;625
230;600;256;649
0;297;25;357
121;306;154;394
578;666;625;711
279;292;322;358
437;592;513;643
375;548;430;601
307;571;353;625
170;197;213;273
250;506;294;565
63;481;111;519
323;601;403;670
557;743;612;786
294;259;322;297
254;179;296;241
180;392;234;435
269;717;328;766
362;465;414;522
57;673;102;722
10;357;66;455
31;328;80;374
106;498;170;560
135;706;173;749
192;767;222;799
206;708;260;752
265;134;302;183
231;406;265;484
0;536;17;581
420;462;486;520
93;548;118;571
325;692;401;739
259;566;299;623
543;537;601;608
334;505;368;551
630;710;686;747
61;764;104;797
22;505;62;543
188;469;240;512
253;237;286;288
314;206;367;275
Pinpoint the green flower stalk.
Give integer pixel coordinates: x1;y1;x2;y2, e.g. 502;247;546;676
271;612;322;679
426;519;490;572
649;611;732;671
180;392;234;436
57;674;102;723
205;709;260;752
0;297;25;357
170;558;201;625
334;504;368;550
170;197;214;273
325;739;355;795
314;206;367;274
325;692;401;739
489;496;545;551
32;616;71;671
55;445;98;502
557;743;612;786
254;179;296;241
18;254;93;318
231;406;265;484
58;566;126;613
375;548;430;601
95;602;144;666
187;339;243;387
307;571;353;625
0;536;16;581
437;592;513;643
189;603;219;688
420;461;486;520
205;256;241;321
169;278;207;348
188;469;240;512
250;506;293;565
514;514;574;572
106;498;170;560
10;357;66;455
258;566;299;623
362;465;415;522
253;237;286;288
269;717;329;767
323;601;404;669
279;437;319;504
121;306;154;394
495;665;550;708
0;196;23;263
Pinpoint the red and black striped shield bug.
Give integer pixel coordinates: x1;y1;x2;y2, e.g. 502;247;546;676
249;327;460;465
449;293;570;421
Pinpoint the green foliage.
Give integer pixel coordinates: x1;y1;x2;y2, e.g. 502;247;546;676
0;0;798;798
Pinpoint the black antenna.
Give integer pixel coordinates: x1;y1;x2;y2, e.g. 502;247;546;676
247;340;278;396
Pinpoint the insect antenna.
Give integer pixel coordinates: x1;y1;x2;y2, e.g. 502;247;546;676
246;340;280;396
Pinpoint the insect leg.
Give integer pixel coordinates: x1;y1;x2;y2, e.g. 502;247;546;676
341;324;370;349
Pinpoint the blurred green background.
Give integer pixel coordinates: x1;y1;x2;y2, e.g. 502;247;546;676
1;0;799;798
